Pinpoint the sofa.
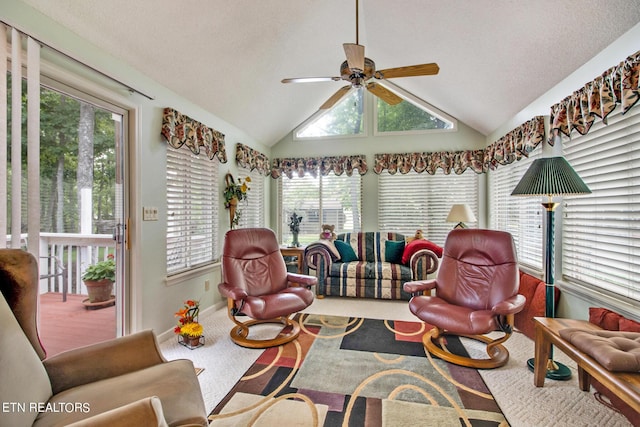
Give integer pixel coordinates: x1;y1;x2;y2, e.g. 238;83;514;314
0;249;208;427
304;231;441;300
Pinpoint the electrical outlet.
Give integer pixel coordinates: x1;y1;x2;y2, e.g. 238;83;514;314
204;280;210;291
143;206;159;221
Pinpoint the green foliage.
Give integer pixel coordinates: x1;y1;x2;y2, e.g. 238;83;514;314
82;255;116;282
377;99;451;132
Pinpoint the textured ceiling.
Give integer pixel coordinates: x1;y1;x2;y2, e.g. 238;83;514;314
19;0;640;146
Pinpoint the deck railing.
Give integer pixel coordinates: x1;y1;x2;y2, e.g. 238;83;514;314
2;233;116;297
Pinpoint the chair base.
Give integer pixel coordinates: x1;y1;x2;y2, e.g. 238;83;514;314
424;328;511;369
229;316;301;349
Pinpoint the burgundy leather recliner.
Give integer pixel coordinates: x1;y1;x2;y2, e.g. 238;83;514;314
403;229;526;369
218;228;316;348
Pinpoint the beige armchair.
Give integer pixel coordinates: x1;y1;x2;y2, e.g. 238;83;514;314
0;249;207;427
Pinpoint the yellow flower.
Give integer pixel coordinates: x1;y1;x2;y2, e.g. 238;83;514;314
180;322;203;337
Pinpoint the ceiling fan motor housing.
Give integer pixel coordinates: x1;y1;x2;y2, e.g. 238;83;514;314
340;58;376;86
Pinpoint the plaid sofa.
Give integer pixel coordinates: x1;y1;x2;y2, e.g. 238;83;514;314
304;232;439;300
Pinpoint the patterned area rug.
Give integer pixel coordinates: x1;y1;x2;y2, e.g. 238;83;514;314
209;314;508;426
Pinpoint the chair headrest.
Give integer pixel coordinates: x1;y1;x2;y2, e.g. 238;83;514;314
443;229;517;266
223;228;280;259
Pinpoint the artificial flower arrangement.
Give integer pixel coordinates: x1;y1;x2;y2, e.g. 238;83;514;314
174;299;203;338
224;173;251;228
82;254;116;282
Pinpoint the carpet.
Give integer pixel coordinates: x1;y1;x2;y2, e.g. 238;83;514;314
209;314;508;426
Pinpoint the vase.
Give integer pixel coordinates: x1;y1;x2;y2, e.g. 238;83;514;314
291;232;300;247
83;279;114;303
180;334;203;349
228;197;238;229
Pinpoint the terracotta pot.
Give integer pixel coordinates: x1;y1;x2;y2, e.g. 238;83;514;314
84;279;114;303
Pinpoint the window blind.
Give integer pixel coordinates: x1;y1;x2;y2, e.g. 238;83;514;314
378;170;478;246
280;172;362;245
562;106;640;301
166;148;219;274
238;168;265;229
488;148;543;270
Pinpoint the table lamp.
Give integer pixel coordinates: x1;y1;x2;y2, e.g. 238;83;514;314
511;156;591;380
446;204;476;229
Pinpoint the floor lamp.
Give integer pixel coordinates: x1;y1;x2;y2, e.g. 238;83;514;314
511;156;591;380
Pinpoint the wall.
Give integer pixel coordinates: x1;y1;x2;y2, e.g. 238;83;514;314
4;0;271;335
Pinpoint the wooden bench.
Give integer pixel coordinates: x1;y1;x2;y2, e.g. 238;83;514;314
533;317;640;414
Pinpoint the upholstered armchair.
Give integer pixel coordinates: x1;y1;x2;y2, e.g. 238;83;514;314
0;249;208;426
403;229;526;369
218;228;316;348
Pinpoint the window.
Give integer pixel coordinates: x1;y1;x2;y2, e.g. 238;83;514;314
562;106;640;302
378;170;478;246
488;148;543;270
237;168;265;228
166;148;219;274
294;88;365;139
279;172;362;245
373;81;456;135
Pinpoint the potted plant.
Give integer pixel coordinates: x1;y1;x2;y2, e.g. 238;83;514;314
82;254;116;303
174;299;204;348
223;173;251;229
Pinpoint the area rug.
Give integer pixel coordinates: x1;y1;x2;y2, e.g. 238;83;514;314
209;314;508;426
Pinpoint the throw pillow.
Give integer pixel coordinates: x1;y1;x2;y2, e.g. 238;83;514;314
385;240;405;264
588;307;622;331
401;239;443;264
620;317;640;332
334;239;358;262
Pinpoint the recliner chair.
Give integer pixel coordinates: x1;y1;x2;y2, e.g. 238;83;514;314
403;229;526;369
218;228;316;348
0;249;208;426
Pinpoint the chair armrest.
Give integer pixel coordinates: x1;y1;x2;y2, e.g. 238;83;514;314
492;294;527;315
304;243;335;270
410;249;439;280
403;279;437;295
43;330;165;394
218;282;248;300
65;396;168;427
287;272;318;287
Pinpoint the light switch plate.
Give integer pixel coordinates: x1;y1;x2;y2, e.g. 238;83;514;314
143;206;158;221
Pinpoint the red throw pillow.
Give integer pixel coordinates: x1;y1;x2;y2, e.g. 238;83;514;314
401;239;443;264
588;307;622;331
619;317;640;332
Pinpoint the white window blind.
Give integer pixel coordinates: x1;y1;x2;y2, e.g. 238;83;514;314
237;168;265;229
166;148;219;274
488;148;543;270
280;172;362;245
378;170;478;246
562;106;640;301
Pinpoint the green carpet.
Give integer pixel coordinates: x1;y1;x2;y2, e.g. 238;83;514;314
209;314;508;426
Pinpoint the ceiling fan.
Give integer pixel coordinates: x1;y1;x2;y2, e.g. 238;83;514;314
281;0;439;110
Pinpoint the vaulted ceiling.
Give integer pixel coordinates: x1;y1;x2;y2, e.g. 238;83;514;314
20;0;640;146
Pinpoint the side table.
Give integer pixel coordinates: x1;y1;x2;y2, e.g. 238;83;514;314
280;246;306;274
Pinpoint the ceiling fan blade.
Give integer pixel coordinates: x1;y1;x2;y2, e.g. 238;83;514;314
282;76;341;83
319;86;352;110
366;82;403;105
343;43;365;72
376;63;440;79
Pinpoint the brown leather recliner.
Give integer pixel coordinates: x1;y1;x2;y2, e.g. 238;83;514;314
218;228;316;348
0;249;208;426
403;229;526;369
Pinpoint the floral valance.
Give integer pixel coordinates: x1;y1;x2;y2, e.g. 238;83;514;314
373;150;485;175
270;155;368;179
161;107;227;162
235;143;270;176
484;116;545;170
548;49;640;144
373;116;544;175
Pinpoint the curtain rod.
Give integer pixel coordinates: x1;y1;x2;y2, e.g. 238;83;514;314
2;19;155;101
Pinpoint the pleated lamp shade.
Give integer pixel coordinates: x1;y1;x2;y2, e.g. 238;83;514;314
511;156;591;197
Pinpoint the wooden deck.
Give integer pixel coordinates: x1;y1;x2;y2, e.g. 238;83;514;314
39;292;116;357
